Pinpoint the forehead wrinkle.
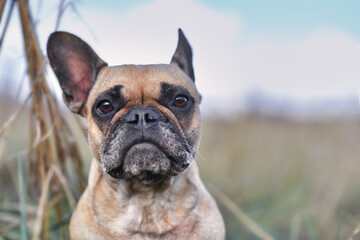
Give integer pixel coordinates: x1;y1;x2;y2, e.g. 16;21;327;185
140;99;185;135
149;101;186;138
90;64;200;105
105;107;131;138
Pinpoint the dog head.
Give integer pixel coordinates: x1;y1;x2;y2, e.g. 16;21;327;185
47;29;201;185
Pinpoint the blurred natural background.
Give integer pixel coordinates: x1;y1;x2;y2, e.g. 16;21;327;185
0;0;359;239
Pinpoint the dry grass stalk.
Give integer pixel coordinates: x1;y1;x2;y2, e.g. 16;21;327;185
0;0;15;51
0;131;7;161
18;0;51;190
208;184;275;240
0;203;37;214
0;0;6;20
348;224;360;240
16;0;86;184
9;0;87;238
0;93;31;136
0;213;20;225
0;222;20;235
18;157;29;240
32;167;54;240
18;1;53;237
53;165;76;210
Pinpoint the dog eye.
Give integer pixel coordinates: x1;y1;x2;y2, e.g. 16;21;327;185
173;95;188;108
97;101;114;114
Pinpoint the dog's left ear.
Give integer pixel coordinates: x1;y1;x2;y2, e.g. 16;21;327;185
170;28;195;82
47;31;107;116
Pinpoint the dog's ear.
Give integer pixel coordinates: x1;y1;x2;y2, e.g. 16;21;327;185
47;31;107;115
170;28;195;82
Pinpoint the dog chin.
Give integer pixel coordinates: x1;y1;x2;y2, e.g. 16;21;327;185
106;142;189;185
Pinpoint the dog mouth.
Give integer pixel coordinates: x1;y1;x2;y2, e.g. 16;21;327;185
100;110;194;185
105;142;190;185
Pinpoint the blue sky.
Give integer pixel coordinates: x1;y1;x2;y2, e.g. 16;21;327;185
1;0;359;116
84;0;360;40
197;0;360;38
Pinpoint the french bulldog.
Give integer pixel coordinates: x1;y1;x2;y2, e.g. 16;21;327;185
47;29;225;239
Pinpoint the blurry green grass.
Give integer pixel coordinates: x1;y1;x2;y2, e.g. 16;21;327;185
198;115;360;239
1;105;360;239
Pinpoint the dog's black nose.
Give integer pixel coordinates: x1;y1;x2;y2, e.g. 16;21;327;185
125;107;159;129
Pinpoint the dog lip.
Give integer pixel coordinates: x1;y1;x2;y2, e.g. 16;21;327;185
126;139;161;151
122;138;175;161
124;141;187;172
121;141;187;179
103;134;192;180
122;139;191;169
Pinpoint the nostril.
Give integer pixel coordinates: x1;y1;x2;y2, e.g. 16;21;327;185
181;163;189;170
144;112;158;123
128;113;139;124
125;108;159;127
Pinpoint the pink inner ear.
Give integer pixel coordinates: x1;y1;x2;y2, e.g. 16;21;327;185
67;56;94;103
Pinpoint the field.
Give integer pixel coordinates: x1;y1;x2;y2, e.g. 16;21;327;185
1;100;360;239
199;115;360;239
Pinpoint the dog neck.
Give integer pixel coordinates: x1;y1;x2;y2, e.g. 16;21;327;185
87;159;200;236
103;170;175;195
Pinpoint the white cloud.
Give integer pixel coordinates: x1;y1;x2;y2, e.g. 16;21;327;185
238;30;360;100
1;0;359;116
64;0;360;110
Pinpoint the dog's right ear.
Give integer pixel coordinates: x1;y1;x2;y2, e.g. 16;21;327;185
170;29;195;82
47;32;107;116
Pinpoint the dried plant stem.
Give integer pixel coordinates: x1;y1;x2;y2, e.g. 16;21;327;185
0;0;15;52
0;213;20;225
349;223;360;240
32;167;54;240
53;165;76;210
68;135;86;191
42;84;86;190
0;131;6;160
0;0;6;21
0;93;31;137
74;115;88;139
55;0;66;30
208;184;275;240
0;203;36;214
17;1;82;238
17;157;28;240
18;0;52;191
0;222;21;236
1;0;87;238
41;76;65;163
